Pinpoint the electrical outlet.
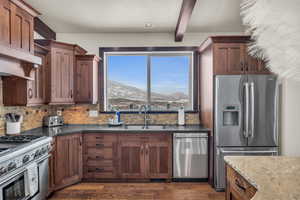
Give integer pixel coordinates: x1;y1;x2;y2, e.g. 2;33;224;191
89;110;99;117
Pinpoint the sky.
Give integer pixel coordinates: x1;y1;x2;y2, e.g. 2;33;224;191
107;55;190;95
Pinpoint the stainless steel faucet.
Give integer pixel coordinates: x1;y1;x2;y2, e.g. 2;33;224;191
139;105;150;128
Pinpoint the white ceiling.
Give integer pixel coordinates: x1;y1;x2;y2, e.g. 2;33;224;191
26;0;245;33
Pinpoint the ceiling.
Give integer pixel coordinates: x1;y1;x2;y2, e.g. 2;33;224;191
26;0;245;33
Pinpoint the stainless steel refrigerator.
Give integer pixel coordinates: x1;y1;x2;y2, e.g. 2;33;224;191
214;75;279;190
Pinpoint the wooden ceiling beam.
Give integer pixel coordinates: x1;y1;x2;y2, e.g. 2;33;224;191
175;0;197;42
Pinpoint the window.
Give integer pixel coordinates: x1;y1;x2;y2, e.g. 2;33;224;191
102;48;197;112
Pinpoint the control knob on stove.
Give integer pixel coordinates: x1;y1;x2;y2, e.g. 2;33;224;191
34;149;41;158
0;166;7;176
41;147;47;154
7;162;16;171
23;155;30;163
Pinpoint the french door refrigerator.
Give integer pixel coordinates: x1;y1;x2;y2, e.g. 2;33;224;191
214;75;279;190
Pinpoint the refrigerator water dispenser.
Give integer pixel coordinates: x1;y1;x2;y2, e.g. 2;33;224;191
223;106;239;126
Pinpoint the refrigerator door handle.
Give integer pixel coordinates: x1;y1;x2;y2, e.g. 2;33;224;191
250;82;255;138
244;82;249;138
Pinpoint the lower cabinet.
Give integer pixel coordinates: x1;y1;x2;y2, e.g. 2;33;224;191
118;133;172;179
83;134;119;180
226;165;257;200
49;132;172;194
53;134;83;190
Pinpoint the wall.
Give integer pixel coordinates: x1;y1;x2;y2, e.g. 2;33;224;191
280;79;300;156
57;32;244;56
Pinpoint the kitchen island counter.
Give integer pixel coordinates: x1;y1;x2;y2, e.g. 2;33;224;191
224;156;300;200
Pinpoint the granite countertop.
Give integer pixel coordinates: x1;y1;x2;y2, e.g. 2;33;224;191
21;124;210;137
224;156;300;200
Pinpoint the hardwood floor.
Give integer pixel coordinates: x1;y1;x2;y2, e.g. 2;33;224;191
48;182;225;200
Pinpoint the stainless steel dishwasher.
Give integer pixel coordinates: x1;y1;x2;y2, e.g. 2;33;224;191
173;133;208;179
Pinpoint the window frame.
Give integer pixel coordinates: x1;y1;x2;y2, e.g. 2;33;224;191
99;47;199;113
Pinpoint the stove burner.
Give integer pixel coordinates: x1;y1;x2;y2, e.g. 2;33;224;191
0;135;42;143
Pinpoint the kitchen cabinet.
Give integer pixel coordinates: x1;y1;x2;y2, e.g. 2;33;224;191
75;55;100;104
118;134;172;179
35;40;86;105
83;134;118;180
0;0;41;64
53;134;83;190
118;135;145;179
2;43;48;106
226;165;257;200
207;36;271;75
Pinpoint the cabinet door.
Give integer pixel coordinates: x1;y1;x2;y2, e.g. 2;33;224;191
54;134;82;190
145;138;172;179
51;48;74;104
118;138;145;179
27;49;47;105
0;0;11;46
246;55;271;74
214;43;245;75
75;60;91;103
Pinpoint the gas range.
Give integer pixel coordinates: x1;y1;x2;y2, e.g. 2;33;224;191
0;135;52;177
0;134;52;200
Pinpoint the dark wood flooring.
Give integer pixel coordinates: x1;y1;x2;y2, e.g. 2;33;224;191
48;182;225;200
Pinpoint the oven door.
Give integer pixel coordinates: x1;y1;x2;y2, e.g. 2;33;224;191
0;170;30;200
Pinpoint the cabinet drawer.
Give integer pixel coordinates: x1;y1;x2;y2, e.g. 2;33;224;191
227;166;256;199
84;148;113;159
83;166;116;179
84;141;115;149
84;134;117;142
86;160;113;167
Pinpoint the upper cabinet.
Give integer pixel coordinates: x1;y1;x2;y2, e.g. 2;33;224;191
74;55;100;104
200;36;271;75
0;0;41;65
35;40;87;105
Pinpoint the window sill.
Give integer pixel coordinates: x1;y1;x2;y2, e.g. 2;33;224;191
99;110;199;114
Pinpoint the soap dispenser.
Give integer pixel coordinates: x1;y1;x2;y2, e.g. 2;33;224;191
178;106;185;126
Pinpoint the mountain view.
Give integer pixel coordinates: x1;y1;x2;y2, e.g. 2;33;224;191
107;80;189;111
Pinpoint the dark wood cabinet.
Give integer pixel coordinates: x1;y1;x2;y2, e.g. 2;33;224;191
53;134;83;190
118;135;145;179
214;43;245;75
2;43;48;106
203;36;271;75
35;40;86;105
146;136;172;179
0;0;40;64
75;55;100;104
226;165;257;200
83;134;119;180
118;133;172;179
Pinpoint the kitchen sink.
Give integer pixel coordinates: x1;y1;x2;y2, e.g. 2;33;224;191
124;125;166;130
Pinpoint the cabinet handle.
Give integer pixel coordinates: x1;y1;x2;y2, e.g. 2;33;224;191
141;146;144;155
95;136;104;139
235;179;246;192
28;88;33;99
95;143;104;148
240;61;244;71
70;89;73;98
95;168;104;172
245;62;249;71
145;145;149;155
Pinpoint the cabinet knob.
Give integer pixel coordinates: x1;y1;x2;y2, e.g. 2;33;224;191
28;88;33;99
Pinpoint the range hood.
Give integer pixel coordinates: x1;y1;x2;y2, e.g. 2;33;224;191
0;54;39;80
